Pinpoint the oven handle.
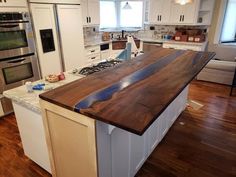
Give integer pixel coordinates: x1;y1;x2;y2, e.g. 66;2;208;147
0;24;19;28
7;58;26;63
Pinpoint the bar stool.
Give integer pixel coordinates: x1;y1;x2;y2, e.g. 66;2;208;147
230;66;236;96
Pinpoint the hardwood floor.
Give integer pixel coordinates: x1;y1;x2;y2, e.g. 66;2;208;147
136;81;236;177
0;114;51;177
0;80;235;177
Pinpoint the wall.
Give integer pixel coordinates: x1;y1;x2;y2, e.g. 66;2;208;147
207;0;236;61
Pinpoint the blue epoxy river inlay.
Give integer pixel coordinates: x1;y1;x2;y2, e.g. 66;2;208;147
75;50;186;112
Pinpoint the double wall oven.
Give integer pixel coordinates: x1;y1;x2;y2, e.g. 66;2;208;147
0;12;40;116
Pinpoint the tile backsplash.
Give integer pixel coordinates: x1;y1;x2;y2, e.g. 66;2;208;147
83;25;208;41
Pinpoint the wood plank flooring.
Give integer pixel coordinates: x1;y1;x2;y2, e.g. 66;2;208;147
0;80;235;177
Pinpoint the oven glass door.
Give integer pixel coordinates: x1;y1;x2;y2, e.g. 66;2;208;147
2;63;33;85
0;30;28;51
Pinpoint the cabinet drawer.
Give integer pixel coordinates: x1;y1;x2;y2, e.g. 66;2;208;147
86;46;100;55
0;0;27;7
87;53;101;64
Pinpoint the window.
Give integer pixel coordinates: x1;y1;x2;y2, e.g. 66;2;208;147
100;1;117;28
220;0;236;43
100;0;144;29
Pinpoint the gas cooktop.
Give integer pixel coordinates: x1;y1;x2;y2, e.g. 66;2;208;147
72;59;123;76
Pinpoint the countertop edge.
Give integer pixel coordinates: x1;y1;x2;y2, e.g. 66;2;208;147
4;92;41;114
39;51;215;135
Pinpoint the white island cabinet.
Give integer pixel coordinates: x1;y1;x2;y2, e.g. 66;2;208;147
40;85;189;177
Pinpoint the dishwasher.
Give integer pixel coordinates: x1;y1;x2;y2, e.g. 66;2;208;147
143;41;163;52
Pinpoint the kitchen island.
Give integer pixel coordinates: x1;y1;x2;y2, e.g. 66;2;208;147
39;48;215;177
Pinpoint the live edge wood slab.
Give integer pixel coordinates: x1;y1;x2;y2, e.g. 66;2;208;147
39;48;215;135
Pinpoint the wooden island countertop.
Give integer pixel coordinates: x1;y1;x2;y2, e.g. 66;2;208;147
39;48;215;135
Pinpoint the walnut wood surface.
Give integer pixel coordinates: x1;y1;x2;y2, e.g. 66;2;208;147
1;81;236;177
39;48;215;135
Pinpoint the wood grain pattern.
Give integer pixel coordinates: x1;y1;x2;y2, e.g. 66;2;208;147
1;80;235;177
39;48;215;135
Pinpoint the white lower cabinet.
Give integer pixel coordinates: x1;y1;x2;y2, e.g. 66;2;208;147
163;42;207;51
96;85;189;177
12;102;51;173
85;45;101;64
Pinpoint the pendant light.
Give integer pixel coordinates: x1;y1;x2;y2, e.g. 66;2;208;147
174;0;193;5
123;2;132;10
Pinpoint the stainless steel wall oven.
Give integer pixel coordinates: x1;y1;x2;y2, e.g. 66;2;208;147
0;12;40;116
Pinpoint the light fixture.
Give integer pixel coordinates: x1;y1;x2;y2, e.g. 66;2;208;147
123;2;132;10
174;0;193;5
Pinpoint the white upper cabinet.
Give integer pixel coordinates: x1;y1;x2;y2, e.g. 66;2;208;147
82;0;100;26
29;0;81;4
0;0;27;7
170;0;200;24
145;0;214;25
147;0;171;24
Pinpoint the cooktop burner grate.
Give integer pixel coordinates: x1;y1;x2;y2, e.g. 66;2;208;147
78;59;123;76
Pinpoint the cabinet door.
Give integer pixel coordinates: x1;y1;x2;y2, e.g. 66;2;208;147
181;0;199;24
130;132;147;177
159;0;171;23
57;5;86;70
147;117;160;154
148;0;161;23
149;0;170;23
81;0;89;25
30;3;62;77
87;0;100;25
159;108;169;141
0;0;27;7
170;3;183;23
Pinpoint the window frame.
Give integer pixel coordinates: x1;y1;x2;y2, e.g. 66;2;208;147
99;0;145;30
214;0;236;45
220;0;236;43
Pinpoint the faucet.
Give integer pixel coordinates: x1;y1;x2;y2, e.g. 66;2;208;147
121;30;126;39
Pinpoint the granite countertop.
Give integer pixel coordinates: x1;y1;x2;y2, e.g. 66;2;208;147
40;48;215;135
3;72;84;114
139;37;208;46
